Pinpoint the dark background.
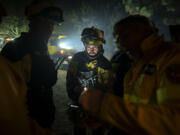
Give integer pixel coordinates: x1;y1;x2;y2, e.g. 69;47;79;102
1;0;179;57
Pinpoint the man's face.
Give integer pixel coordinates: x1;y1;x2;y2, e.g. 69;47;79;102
86;45;99;56
115;23;147;58
36;11;62;42
35;19;56;43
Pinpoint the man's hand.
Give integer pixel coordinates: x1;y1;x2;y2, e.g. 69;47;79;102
78;88;104;114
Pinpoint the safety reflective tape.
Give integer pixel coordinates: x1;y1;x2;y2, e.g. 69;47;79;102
87;41;103;45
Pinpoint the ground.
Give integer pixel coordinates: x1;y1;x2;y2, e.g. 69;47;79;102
52;70;73;135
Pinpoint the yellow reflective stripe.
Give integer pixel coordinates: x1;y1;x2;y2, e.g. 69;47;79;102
124;94;149;104
87;41;103;45
98;67;105;74
98;67;109;79
157;85;180;105
58;35;67;39
86;60;97;69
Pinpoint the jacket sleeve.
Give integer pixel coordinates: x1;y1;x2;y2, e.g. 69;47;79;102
100;93;180;135
156;47;180;105
0;56;31;135
66;56;79;101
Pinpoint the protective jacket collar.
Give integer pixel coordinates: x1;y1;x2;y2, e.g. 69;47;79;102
140;33;165;55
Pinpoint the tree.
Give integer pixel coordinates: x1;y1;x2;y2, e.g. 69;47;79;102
0;16;29;38
121;0;180;25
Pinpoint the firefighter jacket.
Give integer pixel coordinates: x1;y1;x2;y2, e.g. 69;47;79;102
99;34;180;135
0;55;53;135
0;54;32;135
66;51;112;102
1;32;57;128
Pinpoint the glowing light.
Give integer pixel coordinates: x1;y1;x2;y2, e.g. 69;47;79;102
84;87;88;91
59;50;65;54
58;42;72;49
4;37;15;42
58;35;67;39
68;56;72;59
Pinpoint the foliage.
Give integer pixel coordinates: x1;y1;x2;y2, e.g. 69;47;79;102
122;0;180;25
0;16;29;38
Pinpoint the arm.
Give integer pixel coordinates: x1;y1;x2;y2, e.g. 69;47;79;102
79;89;180;135
100;93;180;135
66;55;80;101
0;56;31;135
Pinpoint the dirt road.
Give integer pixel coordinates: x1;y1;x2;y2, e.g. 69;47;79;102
52;70;73;135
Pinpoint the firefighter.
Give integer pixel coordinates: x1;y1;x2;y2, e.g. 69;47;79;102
0;3;32;135
66;26;112;135
1;1;63;134
79;15;180;135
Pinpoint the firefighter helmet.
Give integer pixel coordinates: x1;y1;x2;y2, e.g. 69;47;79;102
81;26;106;46
25;0;64;24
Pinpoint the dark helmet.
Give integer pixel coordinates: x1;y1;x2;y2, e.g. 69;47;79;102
81;26;106;46
25;0;64;25
113;15;158;38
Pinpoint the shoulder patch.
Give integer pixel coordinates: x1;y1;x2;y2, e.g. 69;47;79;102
142;64;156;75
86;60;97;69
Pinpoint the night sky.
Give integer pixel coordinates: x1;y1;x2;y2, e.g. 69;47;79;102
2;0;84;15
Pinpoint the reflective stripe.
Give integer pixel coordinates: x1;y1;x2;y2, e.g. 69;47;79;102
87;40;104;45
124;94;149;105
